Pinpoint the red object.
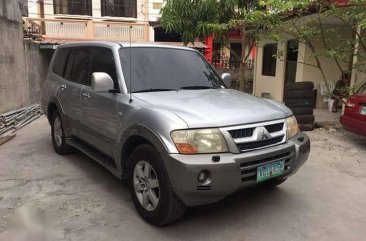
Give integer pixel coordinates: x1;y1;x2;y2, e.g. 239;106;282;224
204;35;214;63
340;94;366;137
327;0;349;5
251;45;256;58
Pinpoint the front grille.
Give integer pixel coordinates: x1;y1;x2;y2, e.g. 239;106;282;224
240;152;293;182
265;123;284;133
237;135;285;151
221;120;286;152
228;128;254;139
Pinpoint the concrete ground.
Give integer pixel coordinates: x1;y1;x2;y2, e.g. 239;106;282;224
1;116;366;241
314;108;341;123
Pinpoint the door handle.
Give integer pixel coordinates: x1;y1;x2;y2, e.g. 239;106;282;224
61;84;67;90
82;92;90;99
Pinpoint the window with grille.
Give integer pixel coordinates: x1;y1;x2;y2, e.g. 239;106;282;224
101;0;137;18
53;0;92;16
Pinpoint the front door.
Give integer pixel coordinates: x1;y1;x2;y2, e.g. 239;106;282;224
79;47;120;157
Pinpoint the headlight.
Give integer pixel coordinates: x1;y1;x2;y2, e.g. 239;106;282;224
286;116;300;139
171;129;228;154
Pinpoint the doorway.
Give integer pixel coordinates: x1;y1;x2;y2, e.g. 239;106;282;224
284;40;299;84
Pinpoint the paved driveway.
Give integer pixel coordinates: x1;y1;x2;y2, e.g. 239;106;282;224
1;116;366;241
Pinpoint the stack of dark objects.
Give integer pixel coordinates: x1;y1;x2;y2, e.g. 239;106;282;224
284;81;316;131
0;104;42;146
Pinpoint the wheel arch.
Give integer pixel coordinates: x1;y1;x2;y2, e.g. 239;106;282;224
46;97;65;123
119;125;169;178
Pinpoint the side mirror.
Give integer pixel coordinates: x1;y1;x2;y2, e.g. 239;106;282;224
221;73;232;88
91;72;114;93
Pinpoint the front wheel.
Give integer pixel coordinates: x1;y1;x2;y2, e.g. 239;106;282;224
128;144;186;226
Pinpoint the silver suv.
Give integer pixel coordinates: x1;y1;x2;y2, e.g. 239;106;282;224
42;41;310;226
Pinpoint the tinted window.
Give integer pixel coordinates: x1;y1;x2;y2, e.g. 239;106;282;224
119;48;224;93
54;0;92;16
52;48;70;77
101;0;137;18
65;48;92;85
262;43;277;77
64;49;77;82
90;47;119;90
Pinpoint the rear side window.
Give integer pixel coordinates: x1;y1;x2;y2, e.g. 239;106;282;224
64;47;92;85
52;48;70;76
90;47;118;89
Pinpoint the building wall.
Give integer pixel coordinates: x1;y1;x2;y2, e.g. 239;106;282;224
254;23;354;108
0;18;28;113
299;24;352;108
254;40;287;101
0;0;50;113
41;0;148;21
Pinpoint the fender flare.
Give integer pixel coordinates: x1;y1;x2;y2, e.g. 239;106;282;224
117;125;170;175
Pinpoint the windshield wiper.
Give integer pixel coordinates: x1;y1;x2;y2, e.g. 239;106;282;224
180;86;215;90
132;88;177;93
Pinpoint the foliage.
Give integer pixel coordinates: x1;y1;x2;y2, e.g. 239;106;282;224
161;0;366;95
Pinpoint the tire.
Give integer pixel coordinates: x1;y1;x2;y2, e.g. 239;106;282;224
295;114;315;124
285;90;315;100
128;144;186;226
51;111;74;155
260;177;287;189
299;123;315;132
286;81;314;91
290;107;314;115
285;98;314;108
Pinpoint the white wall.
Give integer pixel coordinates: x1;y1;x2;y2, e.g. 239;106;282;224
254;23;354;108
254;41;286;101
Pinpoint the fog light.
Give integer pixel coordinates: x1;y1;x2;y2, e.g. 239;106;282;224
197;170;211;184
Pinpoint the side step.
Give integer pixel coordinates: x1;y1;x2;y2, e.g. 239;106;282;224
66;138;116;168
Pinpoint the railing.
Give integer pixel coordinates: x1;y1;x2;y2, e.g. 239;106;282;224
23;17;149;42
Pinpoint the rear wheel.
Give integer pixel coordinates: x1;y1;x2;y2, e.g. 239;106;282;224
51;111;74;155
128;144;186;226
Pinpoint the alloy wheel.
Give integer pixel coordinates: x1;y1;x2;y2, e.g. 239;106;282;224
53;117;63;147
133;161;160;211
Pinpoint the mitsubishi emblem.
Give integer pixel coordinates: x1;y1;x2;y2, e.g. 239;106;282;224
258;127;271;140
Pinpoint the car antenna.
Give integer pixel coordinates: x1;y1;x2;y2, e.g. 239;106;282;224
129;25;133;103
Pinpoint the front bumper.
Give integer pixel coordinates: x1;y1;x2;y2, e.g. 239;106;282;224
162;132;310;207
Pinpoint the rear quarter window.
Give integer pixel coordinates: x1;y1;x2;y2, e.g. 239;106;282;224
52;48;70;77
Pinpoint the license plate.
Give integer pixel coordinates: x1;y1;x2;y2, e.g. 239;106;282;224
257;161;285;182
361;106;366;115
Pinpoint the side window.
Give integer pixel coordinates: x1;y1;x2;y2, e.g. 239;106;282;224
63;48;92;84
63;49;77;82
52;48;70;77
71;48;92;85
90;47;119;90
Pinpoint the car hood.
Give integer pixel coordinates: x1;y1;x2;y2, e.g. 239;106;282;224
134;89;292;128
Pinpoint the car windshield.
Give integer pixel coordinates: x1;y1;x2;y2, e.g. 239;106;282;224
119;47;225;93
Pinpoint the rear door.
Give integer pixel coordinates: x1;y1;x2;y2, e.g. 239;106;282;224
79;47;120;157
53;47;85;137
